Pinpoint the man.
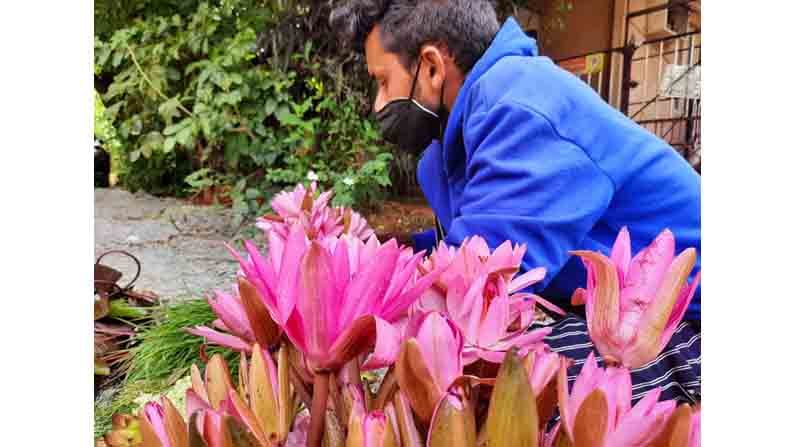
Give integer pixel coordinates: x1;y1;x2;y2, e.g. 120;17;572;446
331;0;700;403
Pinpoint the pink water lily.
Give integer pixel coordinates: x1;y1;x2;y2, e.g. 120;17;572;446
571;227;701;369
185;350;299;447
139;400;176;447
416;237;557;365
229;223;309;327
689;406;701;447
551;352;676;447
256;182;374;242
520;344;567;443
258;229;444;372
284;410;310;447
346;384;401;447
523;345;563;397
186;278;281;353
395;311;464;423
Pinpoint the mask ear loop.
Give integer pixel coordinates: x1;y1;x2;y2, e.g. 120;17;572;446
408;57;423;99
438;80;446;139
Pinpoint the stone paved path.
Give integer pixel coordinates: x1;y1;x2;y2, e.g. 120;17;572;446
94;188;262;301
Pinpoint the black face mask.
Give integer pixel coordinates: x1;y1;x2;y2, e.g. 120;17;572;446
375;59;447;155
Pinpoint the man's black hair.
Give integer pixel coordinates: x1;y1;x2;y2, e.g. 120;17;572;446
330;0;500;74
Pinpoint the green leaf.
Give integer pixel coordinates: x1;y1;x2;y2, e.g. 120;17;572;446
112;49;125;67
245;188;261;200
158;98;181;125
164;118;191;136
176;126;194;147
264;99;278;116
140;131;164;158
164;137;177;153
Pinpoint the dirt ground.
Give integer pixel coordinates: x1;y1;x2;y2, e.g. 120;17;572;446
364;197;437;245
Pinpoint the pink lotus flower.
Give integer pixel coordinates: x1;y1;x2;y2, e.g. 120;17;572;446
395;311;464;423
238;222;443;372
551;351;676;447
256;182;374;242
417;237;557;365
571;227;701;368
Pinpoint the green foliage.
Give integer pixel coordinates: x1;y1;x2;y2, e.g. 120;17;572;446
95;0;392;209
96;298;240;437
123;298;238;384
95;89;126;183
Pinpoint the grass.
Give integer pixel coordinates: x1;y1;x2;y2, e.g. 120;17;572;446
95;298;240;438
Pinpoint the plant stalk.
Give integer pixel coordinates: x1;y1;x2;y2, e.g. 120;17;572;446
308;371;330;447
125;45;193;117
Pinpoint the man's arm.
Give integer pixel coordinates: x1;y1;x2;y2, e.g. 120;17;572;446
445;100;615;292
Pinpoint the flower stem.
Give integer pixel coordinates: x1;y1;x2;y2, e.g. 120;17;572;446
308;371;330;447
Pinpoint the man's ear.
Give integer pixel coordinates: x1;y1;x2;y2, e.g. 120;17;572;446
419;45;447;91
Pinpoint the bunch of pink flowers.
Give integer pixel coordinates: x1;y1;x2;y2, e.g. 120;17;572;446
125;183;702;447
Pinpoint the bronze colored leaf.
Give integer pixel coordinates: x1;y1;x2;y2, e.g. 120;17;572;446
162;396;188;447
188;413;209;447
205;354;234;409
326;316;377;370
239;353;250;404
138;409;164;447
483;349;539;447
570;251;620;351
278;344;292;441
553;429;574;447
249;344;280;441
226;416;261;447
238;277;281;348
324;410;345;447
427;393;477;447
191;364;209;403
650;404;693;447
373;367;398;410
395;339;442;424
227;389;271;445
393;391;423;447
536;380;559;434
573;390;608;447
382;414;400;447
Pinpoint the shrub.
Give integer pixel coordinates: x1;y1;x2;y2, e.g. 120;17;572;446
95;0;392;211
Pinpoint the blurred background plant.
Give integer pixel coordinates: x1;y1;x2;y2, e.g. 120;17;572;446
94;0;565;216
94;0;391;215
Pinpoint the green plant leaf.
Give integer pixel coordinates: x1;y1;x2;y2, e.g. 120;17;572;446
264;98;278;116
176;125;194;147
164;137;177;153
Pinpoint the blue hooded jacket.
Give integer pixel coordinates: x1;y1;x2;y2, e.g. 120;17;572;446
412;18;702;320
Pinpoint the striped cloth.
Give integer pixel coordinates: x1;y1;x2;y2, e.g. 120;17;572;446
533;314;701;405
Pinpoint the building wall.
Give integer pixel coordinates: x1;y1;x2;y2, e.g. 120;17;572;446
540;0;615;62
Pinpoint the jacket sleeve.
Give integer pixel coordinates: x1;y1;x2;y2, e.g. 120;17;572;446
411;228;438;254
445;100;615;292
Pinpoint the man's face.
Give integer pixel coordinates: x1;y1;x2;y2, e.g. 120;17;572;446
365;25;437;113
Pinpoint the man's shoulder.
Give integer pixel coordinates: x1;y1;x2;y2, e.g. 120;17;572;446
467;55;592;115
